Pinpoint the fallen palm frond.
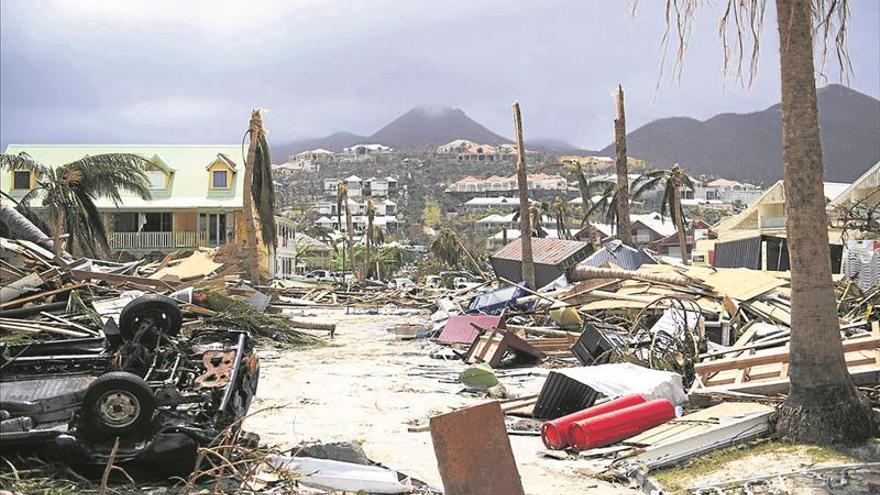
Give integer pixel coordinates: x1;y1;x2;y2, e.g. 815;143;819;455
202;290;322;346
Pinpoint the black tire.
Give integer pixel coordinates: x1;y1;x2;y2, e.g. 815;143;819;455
118;294;183;341
81;371;156;440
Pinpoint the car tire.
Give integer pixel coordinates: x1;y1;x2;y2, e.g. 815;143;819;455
81;371;156;440
119;294;183;341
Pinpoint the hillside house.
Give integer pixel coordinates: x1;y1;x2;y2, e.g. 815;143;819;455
446;173;567;196
341;144;393;162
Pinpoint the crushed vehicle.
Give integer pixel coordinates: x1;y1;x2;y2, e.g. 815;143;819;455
0;294;260;473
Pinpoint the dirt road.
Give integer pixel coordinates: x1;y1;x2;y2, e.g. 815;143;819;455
244;309;636;494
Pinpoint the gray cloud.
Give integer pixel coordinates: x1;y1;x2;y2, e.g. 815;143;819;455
2;0;877;150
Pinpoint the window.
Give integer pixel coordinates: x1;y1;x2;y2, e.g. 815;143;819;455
143;212;173;232
212;170;228;189
147;170;166;189
12;171;31;190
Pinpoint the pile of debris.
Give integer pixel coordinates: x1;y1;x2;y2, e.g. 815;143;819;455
415;254;879;493
0;236;343;490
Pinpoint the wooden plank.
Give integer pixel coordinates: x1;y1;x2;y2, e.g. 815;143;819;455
70;270;175;290
695;334;879;375
0;283;89;310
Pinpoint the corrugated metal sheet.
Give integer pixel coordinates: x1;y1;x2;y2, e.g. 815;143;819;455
491;238;591;266
580;240;657;270
532;370;598;420
713;236;762;269
713;235;842;273
490;238;592;289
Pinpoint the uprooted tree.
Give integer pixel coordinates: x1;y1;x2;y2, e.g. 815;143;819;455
636;0;873;444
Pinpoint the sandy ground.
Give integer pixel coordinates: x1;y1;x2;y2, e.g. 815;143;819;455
244;309;637;494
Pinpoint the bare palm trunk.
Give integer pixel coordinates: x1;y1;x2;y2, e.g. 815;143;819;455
773;0;872;444
53;209;65;258
614;85;633;245
243;112;262;284
344;202;355;282
336;200;345;274
365;215;373;280
672;187;688;262
512;102;536;289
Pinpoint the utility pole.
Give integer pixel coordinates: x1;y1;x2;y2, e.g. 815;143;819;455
614;85;633;245
512;101;536;289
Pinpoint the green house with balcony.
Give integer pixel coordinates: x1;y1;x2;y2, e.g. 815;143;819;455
2;144;248;257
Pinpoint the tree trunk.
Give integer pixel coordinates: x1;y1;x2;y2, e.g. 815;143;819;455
614;85;633;245
0;201;72;261
512;101;536;289
673;186;688;262
365;215;373;280
243;111;262;284
773;0;872;444
344;202;355;282
337;196;345;275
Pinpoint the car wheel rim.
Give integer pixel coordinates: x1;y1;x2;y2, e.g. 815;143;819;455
97;390;140;427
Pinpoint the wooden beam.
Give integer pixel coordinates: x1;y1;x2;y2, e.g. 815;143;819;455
695;334;879;375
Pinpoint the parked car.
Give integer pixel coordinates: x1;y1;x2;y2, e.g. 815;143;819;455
0;294;259;472
390;277;415;289
305;269;333;281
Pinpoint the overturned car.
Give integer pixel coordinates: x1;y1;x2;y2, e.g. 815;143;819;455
0;294;259;473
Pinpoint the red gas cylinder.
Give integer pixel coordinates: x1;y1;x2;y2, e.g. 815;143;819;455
568;398;675;452
540;394;646;449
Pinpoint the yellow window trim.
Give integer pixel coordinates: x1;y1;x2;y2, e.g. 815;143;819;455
9;170;36;190
207;162;234;190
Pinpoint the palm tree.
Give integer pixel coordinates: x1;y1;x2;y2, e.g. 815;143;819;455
512;202;550;238
242;109;277;283
583;179;625;230
430;227;485;278
631;164;694;262
551;197;571;240
1;152;151;258
364;199;376;280
638;0;871;444
335;182;348;276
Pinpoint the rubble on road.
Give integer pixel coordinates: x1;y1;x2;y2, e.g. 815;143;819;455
3;227;879;493
412;245;879;492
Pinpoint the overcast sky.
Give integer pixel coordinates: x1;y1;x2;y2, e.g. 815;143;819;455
1;0;878;150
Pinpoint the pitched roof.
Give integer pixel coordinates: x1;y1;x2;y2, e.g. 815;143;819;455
829;161;880;206
491;237;591;266
2;144;245;210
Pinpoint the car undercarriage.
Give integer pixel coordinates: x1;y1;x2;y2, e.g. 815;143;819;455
0;294;260;473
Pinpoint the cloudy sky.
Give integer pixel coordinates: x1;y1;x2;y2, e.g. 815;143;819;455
1;0;877;150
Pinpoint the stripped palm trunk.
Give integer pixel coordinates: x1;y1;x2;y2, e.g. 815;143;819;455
672;182;688;262
365;202;374;281
512;101;536;289
773;0;872;444
614;85;633;245
242;110;263;283
344;198;355;282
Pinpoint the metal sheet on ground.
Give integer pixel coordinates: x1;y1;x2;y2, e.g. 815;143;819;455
429;401;525;495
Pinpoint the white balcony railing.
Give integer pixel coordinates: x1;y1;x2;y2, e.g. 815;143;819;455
109;231;207;251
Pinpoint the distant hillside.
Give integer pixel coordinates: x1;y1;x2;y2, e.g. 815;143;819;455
524;138;592;155
370;106;509;148
272;106;510;159
597;84;880;183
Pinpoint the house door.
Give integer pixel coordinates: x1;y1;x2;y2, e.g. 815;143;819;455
199;213;229;246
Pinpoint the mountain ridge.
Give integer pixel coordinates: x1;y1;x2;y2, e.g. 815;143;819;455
271;84;879;182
